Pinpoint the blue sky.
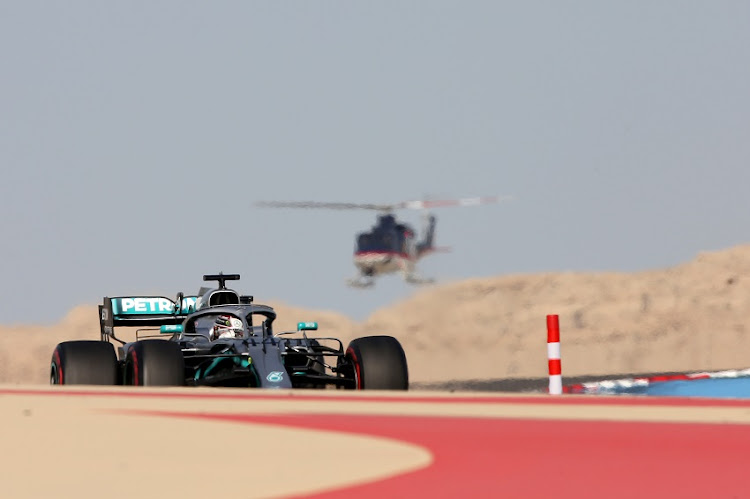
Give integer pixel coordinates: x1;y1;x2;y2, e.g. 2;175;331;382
1;2;749;324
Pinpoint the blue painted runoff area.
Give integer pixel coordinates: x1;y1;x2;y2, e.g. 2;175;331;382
611;377;750;399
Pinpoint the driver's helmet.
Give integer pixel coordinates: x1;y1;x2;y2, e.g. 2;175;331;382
209;315;243;340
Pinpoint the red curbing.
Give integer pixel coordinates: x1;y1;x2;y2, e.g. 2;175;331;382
547;314;562;395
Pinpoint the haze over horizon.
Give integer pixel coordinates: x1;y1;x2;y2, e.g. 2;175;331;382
2;2;749;325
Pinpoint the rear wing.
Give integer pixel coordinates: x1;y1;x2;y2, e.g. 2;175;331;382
99;295;198;343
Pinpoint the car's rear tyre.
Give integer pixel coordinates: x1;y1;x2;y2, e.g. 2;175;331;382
345;335;408;390
50;341;118;385
125;340;185;386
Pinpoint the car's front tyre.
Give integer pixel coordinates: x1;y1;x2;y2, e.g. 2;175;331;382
344;335;409;390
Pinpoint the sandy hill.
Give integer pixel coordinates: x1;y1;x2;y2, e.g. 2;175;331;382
4;244;750;385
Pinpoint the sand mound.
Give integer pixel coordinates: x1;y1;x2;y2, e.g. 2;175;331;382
4;244;750;385
0;305;101;384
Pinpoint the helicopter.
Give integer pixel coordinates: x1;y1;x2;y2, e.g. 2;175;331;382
256;195;512;288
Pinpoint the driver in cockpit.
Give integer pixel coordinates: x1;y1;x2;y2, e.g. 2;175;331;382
209;315;244;341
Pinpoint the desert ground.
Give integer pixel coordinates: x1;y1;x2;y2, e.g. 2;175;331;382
3;243;750;386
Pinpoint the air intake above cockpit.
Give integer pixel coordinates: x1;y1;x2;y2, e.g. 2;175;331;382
207;290;240;306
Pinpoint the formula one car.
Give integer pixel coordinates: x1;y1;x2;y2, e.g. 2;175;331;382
50;273;408;390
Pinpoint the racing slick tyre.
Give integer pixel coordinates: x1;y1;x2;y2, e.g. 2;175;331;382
50;340;118;385
125;340;185;386
344;335;408;390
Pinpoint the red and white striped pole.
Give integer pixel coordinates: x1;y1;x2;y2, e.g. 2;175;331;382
547;314;562;395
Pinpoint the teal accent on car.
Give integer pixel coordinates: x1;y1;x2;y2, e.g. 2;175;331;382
195;354;253;380
111;297;177;316
202;357;225;378
179;296;198;313
160;324;183;334
111;296;199;317
297;322;318;331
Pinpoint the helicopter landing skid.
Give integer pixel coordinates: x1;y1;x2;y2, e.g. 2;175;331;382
347;276;375;288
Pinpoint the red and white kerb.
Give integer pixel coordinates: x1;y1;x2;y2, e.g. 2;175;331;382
547;314;562;395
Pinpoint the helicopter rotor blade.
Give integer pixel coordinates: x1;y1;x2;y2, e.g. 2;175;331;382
255;195;514;212
397;195;514;210
255;201;396;211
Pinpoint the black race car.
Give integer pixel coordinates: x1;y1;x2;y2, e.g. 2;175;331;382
50;273;408;390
